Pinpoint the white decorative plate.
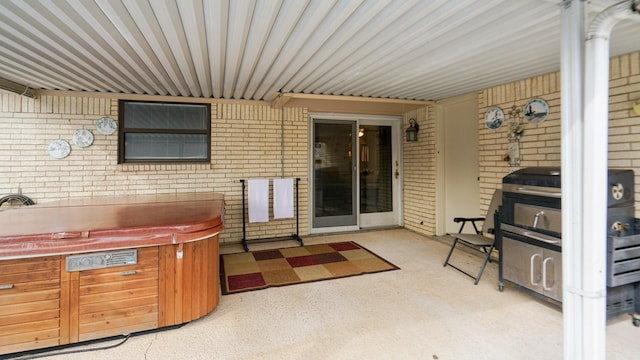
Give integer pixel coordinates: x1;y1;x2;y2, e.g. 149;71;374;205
47;139;71;159
524;98;549;125
72;129;94;148
96;116;117;135
484;106;505;130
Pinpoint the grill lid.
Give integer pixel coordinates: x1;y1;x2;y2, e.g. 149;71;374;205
502;167;635;207
502;167;561;188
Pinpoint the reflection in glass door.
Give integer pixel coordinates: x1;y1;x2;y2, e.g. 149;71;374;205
312;117;400;231
312;120;357;228
359;125;392;213
358;123;397;228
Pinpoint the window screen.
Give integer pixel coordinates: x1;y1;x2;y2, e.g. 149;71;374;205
118;101;211;163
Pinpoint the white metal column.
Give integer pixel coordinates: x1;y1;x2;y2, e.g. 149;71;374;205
561;1;639;358
560;1;587;358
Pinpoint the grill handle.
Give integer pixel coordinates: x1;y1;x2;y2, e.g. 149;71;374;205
532;211;545;228
542;257;555;291
530;253;542;286
514;186;561;198
522;231;560;245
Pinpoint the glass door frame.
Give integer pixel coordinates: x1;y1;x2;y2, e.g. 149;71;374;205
308;113;403;234
311;119;358;229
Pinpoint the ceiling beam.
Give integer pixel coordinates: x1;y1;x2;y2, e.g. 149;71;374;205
271;92;432;115
0;77;37;98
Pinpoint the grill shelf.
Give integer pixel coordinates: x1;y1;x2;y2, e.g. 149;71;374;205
608;232;640;287
606;284;636;320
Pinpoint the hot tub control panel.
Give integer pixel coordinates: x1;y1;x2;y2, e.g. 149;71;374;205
66;249;137;272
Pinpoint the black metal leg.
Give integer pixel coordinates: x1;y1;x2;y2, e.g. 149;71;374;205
294;178;303;247
241;180;248;251
443;238;459;266
474;243;496;285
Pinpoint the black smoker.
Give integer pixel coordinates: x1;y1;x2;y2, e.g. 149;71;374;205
498;167;636;312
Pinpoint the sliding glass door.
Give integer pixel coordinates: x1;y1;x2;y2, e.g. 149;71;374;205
358;122;397;227
311;116;401;231
312;120;357;228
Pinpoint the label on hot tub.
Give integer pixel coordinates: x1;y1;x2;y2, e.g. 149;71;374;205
66;249;137;272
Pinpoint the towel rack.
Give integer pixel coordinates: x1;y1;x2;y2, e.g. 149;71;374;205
239;178;303;251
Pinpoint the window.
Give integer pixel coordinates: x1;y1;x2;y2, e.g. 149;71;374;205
118;100;211;163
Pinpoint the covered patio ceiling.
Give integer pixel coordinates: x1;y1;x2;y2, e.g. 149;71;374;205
0;0;639;103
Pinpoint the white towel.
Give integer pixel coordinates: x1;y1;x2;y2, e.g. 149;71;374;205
273;178;294;219
248;179;269;223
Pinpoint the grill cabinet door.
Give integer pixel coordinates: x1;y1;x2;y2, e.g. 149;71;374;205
503;236;543;294
502;235;563;302
541;248;562;302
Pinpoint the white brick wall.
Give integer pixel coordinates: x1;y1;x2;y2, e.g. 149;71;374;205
476;51;640;217
0;95;307;244
2;50;638;241
404;51;640;236
402;106;436;235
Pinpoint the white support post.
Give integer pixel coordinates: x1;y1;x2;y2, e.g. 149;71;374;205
561;1;638;358
560;1;586;358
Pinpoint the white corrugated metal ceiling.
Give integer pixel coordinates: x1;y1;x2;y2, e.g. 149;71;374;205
0;0;639;102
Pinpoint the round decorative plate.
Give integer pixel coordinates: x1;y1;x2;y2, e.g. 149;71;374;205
72;129;94;148
484;106;505;130
524;98;549;125
47;139;71;159
96;116;117;135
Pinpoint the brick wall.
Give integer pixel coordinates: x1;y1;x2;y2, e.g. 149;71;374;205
402;106;436;234
2;50;638;242
402;50;640;237
478;50;640;216
477;72;562;212
608;51;640;215
0;94;308;244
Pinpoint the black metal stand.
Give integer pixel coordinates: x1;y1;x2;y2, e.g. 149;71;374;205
240;178;303;252
496;207;505;292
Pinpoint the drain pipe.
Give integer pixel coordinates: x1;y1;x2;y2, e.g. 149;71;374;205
562;1;639;358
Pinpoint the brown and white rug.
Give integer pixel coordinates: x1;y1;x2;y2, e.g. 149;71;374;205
220;241;399;295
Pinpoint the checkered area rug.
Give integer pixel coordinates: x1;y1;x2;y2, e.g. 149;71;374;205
220;241;399;295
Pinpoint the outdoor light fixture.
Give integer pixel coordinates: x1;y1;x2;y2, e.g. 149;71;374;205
633;99;640;116
405;118;419;142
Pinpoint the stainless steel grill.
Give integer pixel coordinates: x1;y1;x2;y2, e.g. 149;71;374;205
498;167;636;306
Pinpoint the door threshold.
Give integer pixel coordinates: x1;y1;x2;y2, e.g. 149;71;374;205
360;225;402;231
308;225;402;237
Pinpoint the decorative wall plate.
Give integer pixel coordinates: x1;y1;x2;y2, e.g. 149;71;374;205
484;106;505;130
524;98;549;125
47;139;71;159
96;116;117;135
72;129;94;148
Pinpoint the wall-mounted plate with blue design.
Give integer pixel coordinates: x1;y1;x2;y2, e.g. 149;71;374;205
524;98;549;125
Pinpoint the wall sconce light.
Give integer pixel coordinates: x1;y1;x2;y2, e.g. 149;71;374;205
633;99;640;116
405;118;419;142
